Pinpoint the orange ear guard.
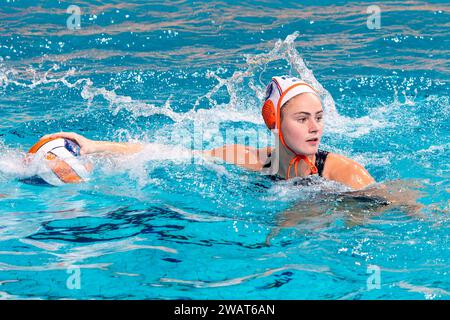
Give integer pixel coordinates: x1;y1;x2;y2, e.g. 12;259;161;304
261;100;276;130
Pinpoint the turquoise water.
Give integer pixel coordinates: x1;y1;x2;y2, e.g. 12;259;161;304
0;0;449;299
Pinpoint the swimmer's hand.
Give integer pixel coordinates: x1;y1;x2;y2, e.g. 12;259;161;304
40;132;97;155
39;132;144;155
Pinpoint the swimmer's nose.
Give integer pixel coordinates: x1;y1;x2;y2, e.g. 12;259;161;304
308;118;320;132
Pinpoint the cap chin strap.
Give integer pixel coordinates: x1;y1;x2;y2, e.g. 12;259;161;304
277;129;318;179
287;154;318;180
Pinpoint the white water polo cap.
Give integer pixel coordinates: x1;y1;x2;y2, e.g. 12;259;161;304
261;76;319;131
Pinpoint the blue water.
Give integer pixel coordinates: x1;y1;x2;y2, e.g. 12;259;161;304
0;0;449;299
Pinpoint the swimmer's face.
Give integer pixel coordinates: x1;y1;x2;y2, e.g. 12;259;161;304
280;93;324;155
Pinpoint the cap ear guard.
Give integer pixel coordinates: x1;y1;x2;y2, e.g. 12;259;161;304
262;99;276;130
262;81;278;130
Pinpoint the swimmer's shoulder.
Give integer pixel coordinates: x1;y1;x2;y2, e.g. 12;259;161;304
225;145;272;171
256;146;273;169
321;152;362;177
321;152;376;189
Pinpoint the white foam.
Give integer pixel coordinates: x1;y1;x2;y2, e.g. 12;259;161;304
262;176;350;203
0;142;31;180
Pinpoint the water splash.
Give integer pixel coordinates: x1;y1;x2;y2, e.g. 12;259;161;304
0;140;29;181
193;32;337;113
1;32;394;144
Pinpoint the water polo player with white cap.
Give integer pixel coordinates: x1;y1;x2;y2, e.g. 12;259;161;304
260;75;374;186
206;75;376;190
37;75;376;190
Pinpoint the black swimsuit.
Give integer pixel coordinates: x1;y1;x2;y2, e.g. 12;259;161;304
263;149;329;183
263;150;391;205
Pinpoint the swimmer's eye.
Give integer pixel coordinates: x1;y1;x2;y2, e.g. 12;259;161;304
296;118;307;123
316;116;323;122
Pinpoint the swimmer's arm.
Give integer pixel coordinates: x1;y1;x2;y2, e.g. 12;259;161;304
345;181;426;215
39;132;145;155
326;154;424;212
325;153;376;190
90;141;145;155
265;182;426;246
201;144;268;171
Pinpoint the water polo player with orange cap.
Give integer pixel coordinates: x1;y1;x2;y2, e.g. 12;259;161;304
38;75;375;191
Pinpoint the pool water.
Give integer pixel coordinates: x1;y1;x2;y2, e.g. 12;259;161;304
0;0;449;299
